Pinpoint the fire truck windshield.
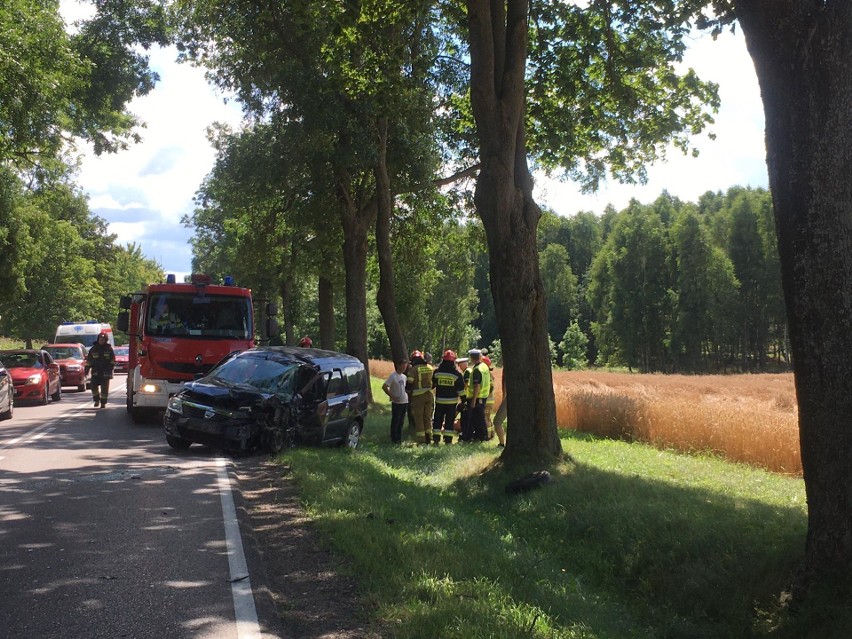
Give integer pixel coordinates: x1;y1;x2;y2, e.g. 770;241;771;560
147;293;252;339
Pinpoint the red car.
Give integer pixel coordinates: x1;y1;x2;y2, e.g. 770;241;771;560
42;343;91;392
0;349;62;405
113;346;130;374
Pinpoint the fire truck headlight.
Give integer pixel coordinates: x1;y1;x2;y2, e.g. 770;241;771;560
167;396;183;414
141;383;160;394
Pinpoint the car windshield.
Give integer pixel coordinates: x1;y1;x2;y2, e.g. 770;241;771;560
147;293;252;339
114;347;129;356
44;347;81;360
2;353;40;368
209;355;300;398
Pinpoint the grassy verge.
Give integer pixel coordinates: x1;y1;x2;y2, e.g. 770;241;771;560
273;385;844;638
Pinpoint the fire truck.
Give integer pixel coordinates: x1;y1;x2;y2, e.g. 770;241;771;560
116;274;278;421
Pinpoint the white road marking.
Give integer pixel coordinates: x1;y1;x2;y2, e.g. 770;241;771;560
216;457;262;639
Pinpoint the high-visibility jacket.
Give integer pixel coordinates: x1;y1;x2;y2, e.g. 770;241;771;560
463;366;473;399
407;363;434;396
432;363;464;405
470;362;491;400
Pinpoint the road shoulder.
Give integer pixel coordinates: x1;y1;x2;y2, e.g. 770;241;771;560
232;458;377;639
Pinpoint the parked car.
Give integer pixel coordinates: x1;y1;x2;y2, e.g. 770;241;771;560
113;346;130;374
163;346;368;453
41;343;90;392
0;357;13;420
0;349;62;405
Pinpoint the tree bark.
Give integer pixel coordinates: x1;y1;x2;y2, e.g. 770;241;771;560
278;245;295;346
318;274;335;350
337;170;375;383
735;0;852;596
374;118;409;364
466;0;561;464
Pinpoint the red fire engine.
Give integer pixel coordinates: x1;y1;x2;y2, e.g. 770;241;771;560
117;274;278;421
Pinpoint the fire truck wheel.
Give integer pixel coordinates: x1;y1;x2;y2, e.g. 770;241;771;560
130;407;152;423
166;435;192;450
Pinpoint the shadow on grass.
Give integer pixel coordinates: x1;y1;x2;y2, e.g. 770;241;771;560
281;426;816;639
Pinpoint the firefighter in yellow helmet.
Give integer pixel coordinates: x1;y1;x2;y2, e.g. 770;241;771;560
406;350;434;444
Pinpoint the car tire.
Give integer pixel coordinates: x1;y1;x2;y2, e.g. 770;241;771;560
0;395;12;421
265;427;288;454
41;382;49;405
51;382;62;402
166;435;192;450
77;383;85;392
341;421;361;449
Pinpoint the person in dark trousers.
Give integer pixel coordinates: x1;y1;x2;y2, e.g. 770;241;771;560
431;350;465;444
457;357;472;441
467;349;492;441
382;360;409;443
86;332;115;408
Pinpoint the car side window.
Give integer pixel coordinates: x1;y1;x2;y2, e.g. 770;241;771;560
344;366;363;394
326;370;344;398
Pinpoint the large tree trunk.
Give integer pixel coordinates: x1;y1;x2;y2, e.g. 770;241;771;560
374;118;408;364
318;274;335;350
467;0;561;465
735;1;852;597
337;171;374;383
278;246;295;346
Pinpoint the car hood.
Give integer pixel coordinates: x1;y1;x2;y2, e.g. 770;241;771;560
180;378;276;408
53;358;84;364
8;367;43;380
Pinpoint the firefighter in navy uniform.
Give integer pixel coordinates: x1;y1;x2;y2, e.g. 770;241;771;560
431;350;465;444
85;332;115;408
406;350;434;444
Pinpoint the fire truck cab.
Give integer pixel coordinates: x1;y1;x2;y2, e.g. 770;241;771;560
117;273;278;421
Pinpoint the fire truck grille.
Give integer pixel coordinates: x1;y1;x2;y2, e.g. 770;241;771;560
160;362;215;376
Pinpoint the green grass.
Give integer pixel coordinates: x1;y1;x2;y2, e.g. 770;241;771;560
276;384;841;638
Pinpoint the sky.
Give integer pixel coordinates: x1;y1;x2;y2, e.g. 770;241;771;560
62;4;767;278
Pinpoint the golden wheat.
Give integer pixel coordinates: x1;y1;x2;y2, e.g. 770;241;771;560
368;360;801;476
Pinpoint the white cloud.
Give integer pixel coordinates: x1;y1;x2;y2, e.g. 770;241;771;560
536;28;768;216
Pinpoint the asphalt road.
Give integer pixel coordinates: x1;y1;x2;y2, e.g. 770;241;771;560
0;378;285;639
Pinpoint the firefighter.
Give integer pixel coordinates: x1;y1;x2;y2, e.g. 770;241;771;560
406;350;434;444
467;349;491;441
457;357;472;441
85;331;115;408
431;350;465;444
298;336;313;347
152;301;183;334
492;367;507;448
483;356;497;441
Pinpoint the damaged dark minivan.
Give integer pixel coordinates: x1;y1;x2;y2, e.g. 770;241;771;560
162;346;368;453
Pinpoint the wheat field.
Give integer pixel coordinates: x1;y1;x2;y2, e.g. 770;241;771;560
370;360;801;475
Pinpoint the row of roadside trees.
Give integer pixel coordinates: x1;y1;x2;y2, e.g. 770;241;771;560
177;0;852;602
6;0;852;603
0;1;168;345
